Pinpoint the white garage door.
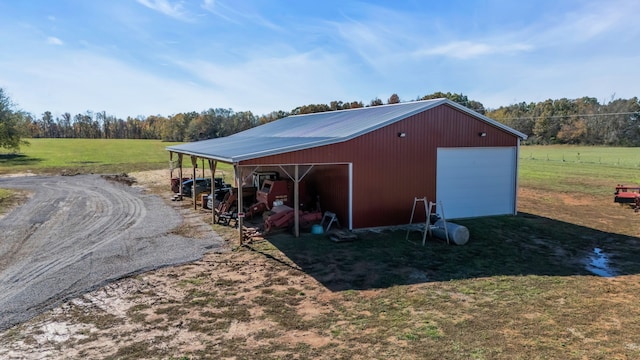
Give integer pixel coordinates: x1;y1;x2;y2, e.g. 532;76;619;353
436;147;517;219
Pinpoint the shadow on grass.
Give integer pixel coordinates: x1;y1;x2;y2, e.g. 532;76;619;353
0;154;42;167
254;213;640;291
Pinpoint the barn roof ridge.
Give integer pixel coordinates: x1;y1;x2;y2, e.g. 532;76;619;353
167;98;526;163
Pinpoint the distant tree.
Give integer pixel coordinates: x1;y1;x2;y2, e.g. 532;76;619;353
467;100;486;115
368;98;383;107
329;100;344;110
291;104;332;115
59;113;72;138
42;111;57;138
387;93;400;104
420;91;485;114
0;88;29;152
185;110;220;141
258;110;289;124
141;115;166;139
349;101;364;109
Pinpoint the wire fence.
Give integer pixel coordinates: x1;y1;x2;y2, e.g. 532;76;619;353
519;152;640;169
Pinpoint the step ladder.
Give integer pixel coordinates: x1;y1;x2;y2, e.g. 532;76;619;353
321;211;340;232
405;197;450;245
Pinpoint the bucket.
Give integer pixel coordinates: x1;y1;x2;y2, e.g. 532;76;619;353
311;224;323;234
432;220;469;245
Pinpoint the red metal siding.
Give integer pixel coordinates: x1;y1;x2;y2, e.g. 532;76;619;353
241;104;519;228
306;165;350;225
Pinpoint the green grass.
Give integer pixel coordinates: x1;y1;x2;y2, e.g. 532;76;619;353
0;138;180;174
0;138;234;175
519;145;640;196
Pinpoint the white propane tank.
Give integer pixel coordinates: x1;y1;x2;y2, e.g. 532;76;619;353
432;220;469;245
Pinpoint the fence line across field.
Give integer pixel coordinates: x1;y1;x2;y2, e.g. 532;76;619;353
520;153;640;168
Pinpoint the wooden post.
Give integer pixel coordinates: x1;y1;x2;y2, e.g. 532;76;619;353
191;156;197;210
209;159;217;224
169;151;174;190
235;165;244;246
178;154;183;199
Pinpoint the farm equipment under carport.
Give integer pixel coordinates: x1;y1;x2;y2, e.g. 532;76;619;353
263;208;323;234
214;176;324;234
214;187;257;227
244;179;312;219
614;184;640;212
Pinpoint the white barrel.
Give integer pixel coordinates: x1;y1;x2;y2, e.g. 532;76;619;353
432;220;469;245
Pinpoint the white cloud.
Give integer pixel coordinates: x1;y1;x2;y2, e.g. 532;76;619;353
554;1;637;42
136;0;192;22
1;42;352;117
415;41;533;59
173;50;350;113
2;0;638;120
47;36;64;46
1;50;218;117
200;0;281;31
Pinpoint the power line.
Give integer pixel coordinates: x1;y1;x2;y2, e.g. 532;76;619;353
497;111;638;121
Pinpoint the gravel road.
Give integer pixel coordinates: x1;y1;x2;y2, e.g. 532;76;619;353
0;174;225;331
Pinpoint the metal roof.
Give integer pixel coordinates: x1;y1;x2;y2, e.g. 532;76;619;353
166;98;527;163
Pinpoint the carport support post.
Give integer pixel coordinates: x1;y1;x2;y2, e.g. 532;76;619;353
294;165;300;237
191;156;198;210
169;151;174;187
209;159;217;224
178;154;183;199
235;165;244;246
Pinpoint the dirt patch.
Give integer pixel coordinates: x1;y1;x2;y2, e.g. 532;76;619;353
519;187;640;237
0;189;32;220
101;173;137;186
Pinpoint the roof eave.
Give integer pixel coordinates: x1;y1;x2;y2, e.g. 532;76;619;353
165;146;235;164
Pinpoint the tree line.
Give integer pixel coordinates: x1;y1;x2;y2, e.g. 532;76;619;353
23;108;260;143
1;87;639;152
487;97;640;146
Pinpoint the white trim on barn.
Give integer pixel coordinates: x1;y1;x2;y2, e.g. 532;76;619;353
348;162;353;230
436;147;518;219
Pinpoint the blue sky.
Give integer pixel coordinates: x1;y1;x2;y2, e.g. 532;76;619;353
0;0;638;118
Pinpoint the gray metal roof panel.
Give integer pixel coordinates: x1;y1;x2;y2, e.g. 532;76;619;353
166;136;335;163
234;99;443;139
166;98;527;162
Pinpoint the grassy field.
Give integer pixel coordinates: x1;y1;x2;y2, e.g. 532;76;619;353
1;141;640;359
519;145;640;196
0;138;184;175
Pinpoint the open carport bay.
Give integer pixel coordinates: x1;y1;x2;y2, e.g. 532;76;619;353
0;174;226;331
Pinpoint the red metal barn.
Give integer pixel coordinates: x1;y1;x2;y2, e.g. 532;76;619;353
167;98;527;233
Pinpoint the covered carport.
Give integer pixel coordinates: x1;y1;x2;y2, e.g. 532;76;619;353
167;137;353;245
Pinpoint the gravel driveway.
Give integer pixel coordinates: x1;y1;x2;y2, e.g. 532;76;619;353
0;174;225;331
